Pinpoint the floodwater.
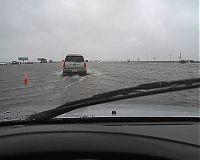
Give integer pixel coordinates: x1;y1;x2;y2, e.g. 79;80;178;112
0;62;199;120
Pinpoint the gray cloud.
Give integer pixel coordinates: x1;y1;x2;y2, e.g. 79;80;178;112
0;0;198;61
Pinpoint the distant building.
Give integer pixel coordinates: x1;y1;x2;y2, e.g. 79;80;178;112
38;58;47;63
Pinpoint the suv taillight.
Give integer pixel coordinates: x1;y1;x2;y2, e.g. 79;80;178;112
63;60;65;68
84;62;87;68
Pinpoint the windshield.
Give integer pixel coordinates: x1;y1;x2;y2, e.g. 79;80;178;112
0;0;199;121
65;56;84;62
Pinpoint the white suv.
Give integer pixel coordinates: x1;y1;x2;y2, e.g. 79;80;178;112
63;54;87;76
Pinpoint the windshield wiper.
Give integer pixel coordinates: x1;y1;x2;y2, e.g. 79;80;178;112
27;78;200;121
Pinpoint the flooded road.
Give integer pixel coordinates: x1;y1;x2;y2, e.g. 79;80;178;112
0;62;199;120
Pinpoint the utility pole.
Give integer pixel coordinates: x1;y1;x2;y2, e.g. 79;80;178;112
153;56;157;63
169;54;172;62
179;53;182;62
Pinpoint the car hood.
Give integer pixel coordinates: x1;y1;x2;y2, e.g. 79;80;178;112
57;103;199;118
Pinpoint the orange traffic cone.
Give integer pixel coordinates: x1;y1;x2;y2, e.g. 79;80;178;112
23;72;29;85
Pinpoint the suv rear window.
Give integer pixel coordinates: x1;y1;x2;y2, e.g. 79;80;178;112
65;56;84;62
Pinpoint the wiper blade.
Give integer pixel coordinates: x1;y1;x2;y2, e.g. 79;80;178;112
92;78;200;99
27;78;200;121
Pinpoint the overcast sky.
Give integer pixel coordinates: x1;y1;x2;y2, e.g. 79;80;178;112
0;0;199;61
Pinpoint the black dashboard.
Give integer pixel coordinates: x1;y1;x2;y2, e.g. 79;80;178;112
0;117;199;160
